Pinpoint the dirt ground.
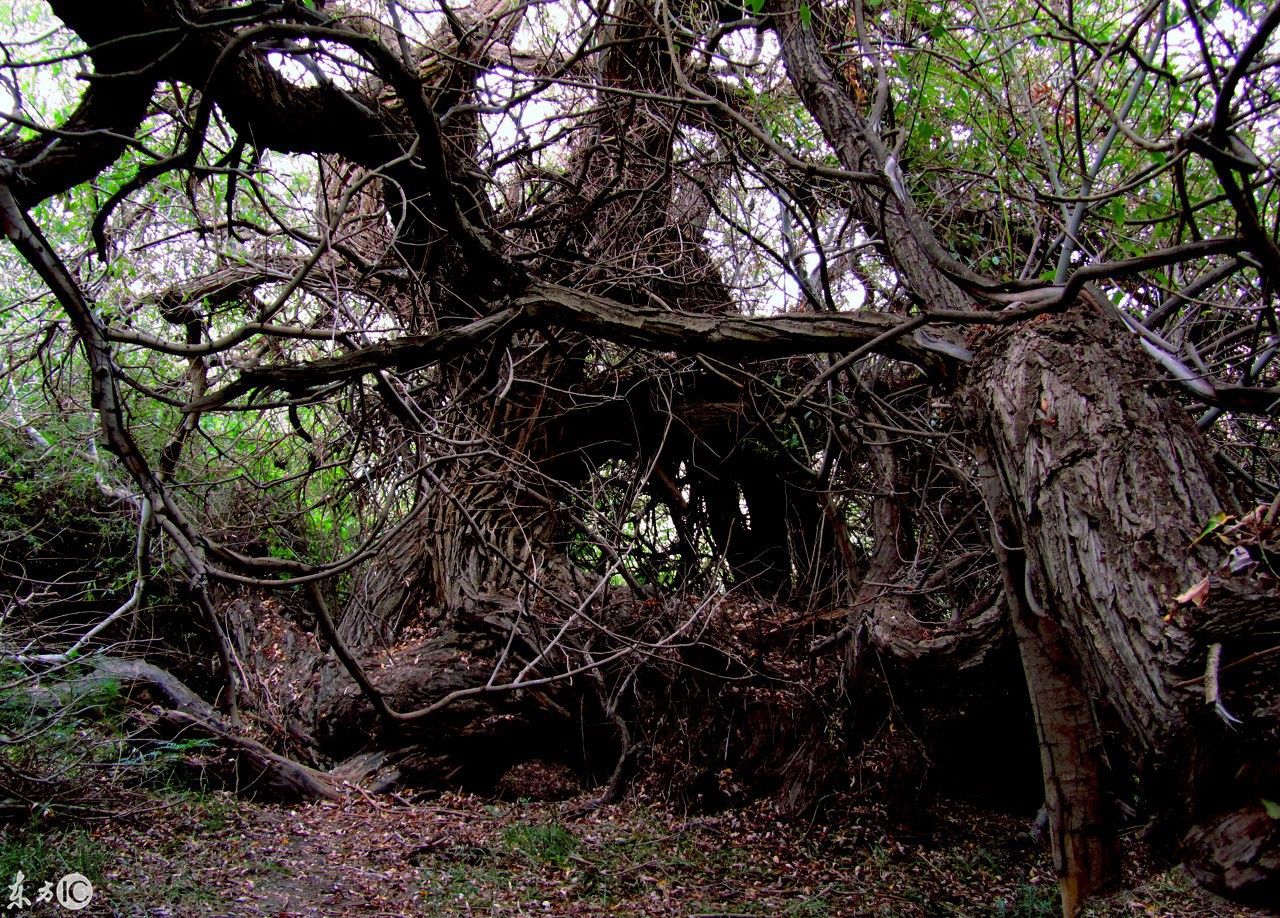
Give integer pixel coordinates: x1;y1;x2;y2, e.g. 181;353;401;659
4;789;1271;917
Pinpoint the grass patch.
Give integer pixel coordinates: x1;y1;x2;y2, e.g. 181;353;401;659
995;882;1060;916
110;872;220;913
501;821;579;865
781;897;835;917
0;827;109;887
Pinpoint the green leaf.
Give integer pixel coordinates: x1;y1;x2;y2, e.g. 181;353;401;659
746;0;765;14
799;3;812;27
1193;510;1231;543
1108;198;1125;227
1264;799;1280;819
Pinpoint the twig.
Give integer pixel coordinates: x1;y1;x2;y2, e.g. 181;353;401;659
1203;642;1242;726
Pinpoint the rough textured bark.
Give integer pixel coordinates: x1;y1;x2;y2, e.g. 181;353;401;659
963;295;1280;901
978;476;1121;915
965;298;1214;752
768;14;1117;905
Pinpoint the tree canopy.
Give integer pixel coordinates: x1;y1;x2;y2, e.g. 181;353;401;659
1;1;1278;913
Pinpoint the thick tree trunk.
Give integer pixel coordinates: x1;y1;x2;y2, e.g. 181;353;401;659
978;479;1121;916
963;295;1280;904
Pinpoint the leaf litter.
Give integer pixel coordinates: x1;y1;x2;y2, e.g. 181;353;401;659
32;790;1268;917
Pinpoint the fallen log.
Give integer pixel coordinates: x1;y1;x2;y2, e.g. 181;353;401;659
149;707;343;802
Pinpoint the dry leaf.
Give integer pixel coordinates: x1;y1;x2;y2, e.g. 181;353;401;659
1175;576;1211;606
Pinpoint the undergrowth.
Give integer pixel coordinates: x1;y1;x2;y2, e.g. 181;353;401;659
0;657;219;822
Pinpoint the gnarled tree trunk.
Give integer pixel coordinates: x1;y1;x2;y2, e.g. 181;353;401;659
964;294;1280;907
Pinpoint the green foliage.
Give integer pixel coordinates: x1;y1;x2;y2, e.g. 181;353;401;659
780;896;832;917
0;662;124;739
870;0;1248;278
501;821;580;865
0;659;220;820
419;863;507;916
995;882;1060;917
0;426;137;619
0;429;127;542
116;736;220;792
0;828;108;888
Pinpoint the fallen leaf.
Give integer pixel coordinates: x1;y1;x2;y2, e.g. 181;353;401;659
1174;576;1211;606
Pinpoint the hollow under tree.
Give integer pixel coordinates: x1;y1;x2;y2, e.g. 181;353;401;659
0;1;1277;913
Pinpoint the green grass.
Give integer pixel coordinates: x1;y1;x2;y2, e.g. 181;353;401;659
0;827;109;888
779;895;834;917
107;869;220;913
191;792;237;832
994;882;1060;917
501;820;579;865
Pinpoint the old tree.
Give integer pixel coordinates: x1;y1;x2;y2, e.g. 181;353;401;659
1;0;1278;911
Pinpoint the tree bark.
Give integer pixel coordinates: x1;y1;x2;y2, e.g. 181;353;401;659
150;708;343;802
963;294;1280;903
977;470;1121;916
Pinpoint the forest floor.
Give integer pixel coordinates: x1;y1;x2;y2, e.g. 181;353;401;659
1;789;1270;918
